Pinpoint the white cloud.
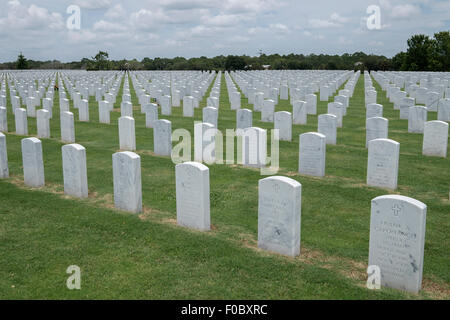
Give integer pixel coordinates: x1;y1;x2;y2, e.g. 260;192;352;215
0;0;64;31
73;0;112;10
105;4;126;19
391;4;421;18
93;20;127;32
309;12;349;29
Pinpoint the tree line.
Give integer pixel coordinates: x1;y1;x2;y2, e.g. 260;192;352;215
2;31;448;72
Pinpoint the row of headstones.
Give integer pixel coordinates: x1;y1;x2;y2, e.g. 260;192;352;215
370;71;450;121
364;74;449;154
0;133;427;294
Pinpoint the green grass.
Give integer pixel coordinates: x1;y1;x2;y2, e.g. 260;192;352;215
0;72;448;300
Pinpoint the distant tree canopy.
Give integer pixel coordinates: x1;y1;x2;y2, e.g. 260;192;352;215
16;52;29;70
2;31;449;71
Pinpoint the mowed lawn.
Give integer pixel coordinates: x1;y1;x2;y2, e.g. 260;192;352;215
0;72;448;300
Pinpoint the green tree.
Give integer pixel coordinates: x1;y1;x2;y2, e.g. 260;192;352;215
92;51;110;70
224;55;246;71
404;34;434;71
16;52;29;70
432;31;450;71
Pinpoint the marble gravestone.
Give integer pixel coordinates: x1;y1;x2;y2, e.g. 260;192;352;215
261;99;275;122
437;99;450;122
426;92;439;112
298;132;326;177
306;94;317;115
21;137;45;188
15;108;28;135
408;106;427;133
258;176;302;257
399;98;415;119
422;121;448;157
183;96;194;117
367;138;400;190
161;95;172;116
0;107;7;132
240;127;267;168
194;122;216;164
62;144;88;198
60;111;75;143
366;117;388;148
175;162;210;231
293;101;307;125
36;109;50;139
203;107;218;128
121;101;133;118
327;102;344;127
142;103;158;128
0;133;9;179
112;151;142;213
236;109;252;130
118;116;136;151
318;114;337;145
230;91;241;110
274;111;292;141
369;195;427;294
153;119;172;156
79;99;89;122
366;103;383;119
99;100;113;124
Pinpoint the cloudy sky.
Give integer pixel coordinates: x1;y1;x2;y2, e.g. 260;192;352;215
0;0;449;62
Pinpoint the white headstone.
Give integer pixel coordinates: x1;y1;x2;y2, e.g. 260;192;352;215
194;122;216;164
369;195;427;294
408;106;427;133
0;133;9;179
118;116;136;151
274;111;292;141
62;144;88;198
203;107;218;128
142;103;158;128
0;107;7;132
299;132;326;177
327;102;344;128
15;108;28;135
236;109;252;130
21;137;45;188
422;120;448;157
36;109;50;139
366;117;388;148
293;101;307;125
60;111;75;143
240;127;267;168
161;95;172;116
318;114;337;145
437;99;450;122
366;103;383;119
258;176;302;257
306;94;317;115
112;151;142;213
261;99;275;122
153;119;172;156
367;138;400;190
121;101;133;118
183;96;194;117
176;161;210;231
79;99;89;122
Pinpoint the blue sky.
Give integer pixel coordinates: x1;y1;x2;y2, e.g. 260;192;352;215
0;0;449;62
